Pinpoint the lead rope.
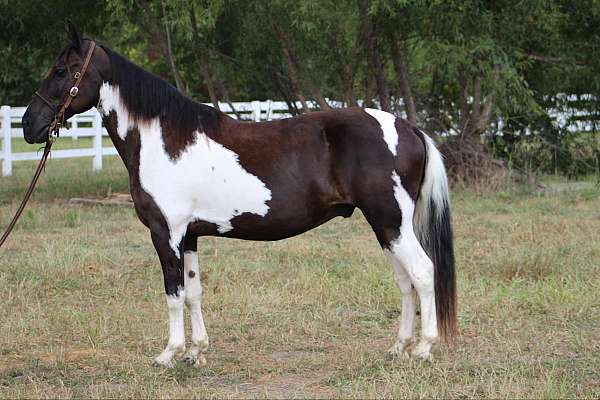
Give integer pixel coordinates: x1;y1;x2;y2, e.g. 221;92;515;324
0;41;96;250
0;140;53;249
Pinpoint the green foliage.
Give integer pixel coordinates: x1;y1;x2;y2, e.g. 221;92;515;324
2;0;599;175
491;131;600;177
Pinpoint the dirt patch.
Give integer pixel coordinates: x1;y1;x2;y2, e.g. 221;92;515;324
69;193;133;207
205;373;335;398
537;181;597;194
0;348;114;374
88;383;129;392
271;351;314;361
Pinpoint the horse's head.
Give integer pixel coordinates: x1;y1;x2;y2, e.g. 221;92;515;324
22;22;109;144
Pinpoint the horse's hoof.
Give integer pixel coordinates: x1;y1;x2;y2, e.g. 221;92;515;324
182;352;207;367
386;340;411;360
153;355;174;368
386;350;410;361
410;338;436;362
410;348;433;362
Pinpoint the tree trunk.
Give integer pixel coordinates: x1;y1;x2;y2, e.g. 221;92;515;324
474;95;494;134
274;73;300;116
456;68;495;142
471;76;482;122
274;26;331;111
189;6;220;110
331;31;358;107
390;34;417;123
218;81;240;119
342;53;359;107
457;66;470;134
372;48;391;112
343;66;359;108
358;0;390;111
275;27;310;113
162;2;185;93
307;84;331;111
359;0;375;108
137;1;186;93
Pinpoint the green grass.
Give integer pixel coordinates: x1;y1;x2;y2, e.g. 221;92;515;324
0;157;599;398
3;137;114;153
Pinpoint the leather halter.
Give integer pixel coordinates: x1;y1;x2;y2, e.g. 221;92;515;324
34;41;96;141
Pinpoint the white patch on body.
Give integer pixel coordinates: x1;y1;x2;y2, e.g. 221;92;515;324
98;83;272;254
364;108;398;156
386;171;438;360
98;82;134;140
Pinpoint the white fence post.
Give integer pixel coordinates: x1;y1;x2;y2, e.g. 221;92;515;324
265;100;273;121
1;105;12;177
92;110;103;171
251;100;261;122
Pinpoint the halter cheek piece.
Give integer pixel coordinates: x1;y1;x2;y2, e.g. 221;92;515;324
34;41;96;142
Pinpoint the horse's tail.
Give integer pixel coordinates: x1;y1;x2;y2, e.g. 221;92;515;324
413;134;457;342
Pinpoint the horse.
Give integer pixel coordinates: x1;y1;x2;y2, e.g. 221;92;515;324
21;24;456;367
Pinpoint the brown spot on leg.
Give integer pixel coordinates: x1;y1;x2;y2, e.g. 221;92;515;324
188;270;196;278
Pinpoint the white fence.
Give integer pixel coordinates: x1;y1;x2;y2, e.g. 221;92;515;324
0;101;303;177
2;96;596;177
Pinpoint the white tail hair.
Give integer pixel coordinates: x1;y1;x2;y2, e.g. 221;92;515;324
413;134;449;246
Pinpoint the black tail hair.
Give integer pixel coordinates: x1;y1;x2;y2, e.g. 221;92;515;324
414;134;457;342
423;198;457;342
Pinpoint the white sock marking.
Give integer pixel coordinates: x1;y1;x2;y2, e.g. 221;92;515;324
184;251;208;361
154;288;186;366
384;250;416;344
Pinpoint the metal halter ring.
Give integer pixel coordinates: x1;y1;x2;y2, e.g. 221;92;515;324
69;87;79;97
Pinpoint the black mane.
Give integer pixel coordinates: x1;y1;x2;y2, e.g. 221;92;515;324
102;46;221;138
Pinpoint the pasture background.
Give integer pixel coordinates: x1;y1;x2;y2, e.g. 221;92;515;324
0;154;599;398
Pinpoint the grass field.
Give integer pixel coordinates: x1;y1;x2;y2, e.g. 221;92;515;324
1;155;599;398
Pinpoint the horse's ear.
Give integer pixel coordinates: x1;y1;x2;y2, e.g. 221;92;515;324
65;20;82;50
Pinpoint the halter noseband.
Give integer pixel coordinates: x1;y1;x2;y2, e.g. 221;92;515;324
34;41;96;142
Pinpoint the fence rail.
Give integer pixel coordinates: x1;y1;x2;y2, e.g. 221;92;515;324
0;101;307;177
2;96;596;177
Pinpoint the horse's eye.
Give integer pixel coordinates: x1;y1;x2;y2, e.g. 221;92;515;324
55;68;66;77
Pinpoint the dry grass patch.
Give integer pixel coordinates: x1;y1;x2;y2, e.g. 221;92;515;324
1;161;599;398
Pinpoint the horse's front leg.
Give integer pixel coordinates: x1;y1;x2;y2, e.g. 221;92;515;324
150;230;186;368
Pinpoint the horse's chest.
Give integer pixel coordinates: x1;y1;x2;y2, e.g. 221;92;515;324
136;123;271;249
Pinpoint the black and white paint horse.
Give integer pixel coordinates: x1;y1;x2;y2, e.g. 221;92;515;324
22;26;456;366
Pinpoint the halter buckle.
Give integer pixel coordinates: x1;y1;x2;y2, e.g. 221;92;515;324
69;87;79;97
74;72;81;79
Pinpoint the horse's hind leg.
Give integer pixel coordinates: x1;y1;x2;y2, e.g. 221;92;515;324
387;230;438;361
361;178;438;360
181;235;209;366
385;253;416;358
